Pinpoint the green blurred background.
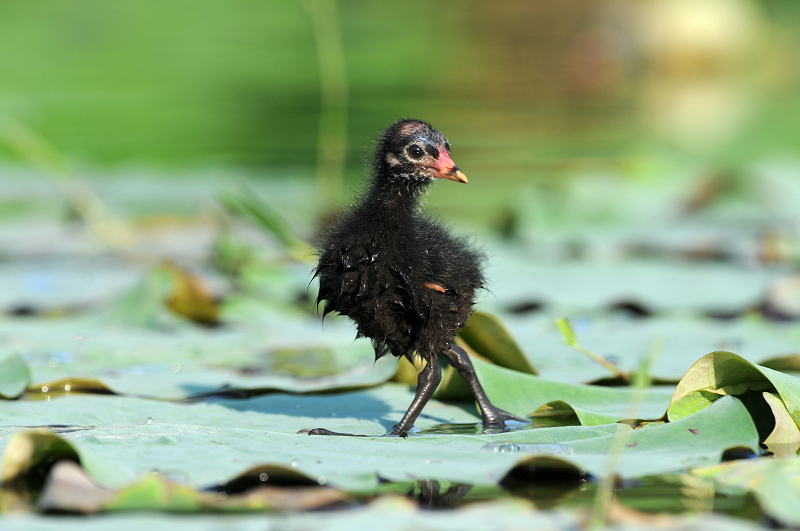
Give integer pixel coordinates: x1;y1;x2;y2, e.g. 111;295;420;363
1;0;799;215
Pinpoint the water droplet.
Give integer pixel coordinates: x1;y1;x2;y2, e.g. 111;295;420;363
48;357;60;368
317;476;326;486
259;473;268;482
218;491;227;500
41;386;49;393
146;418;154;424
291;461;298;468
46;396;51;401
484;443;520;454
579;479;588;491
331;412;337;417
64;384;71;392
219;479;228;487
172;363;181;373
481;443;574;455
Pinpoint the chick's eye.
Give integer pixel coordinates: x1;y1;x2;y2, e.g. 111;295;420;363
444;142;450;152
407;144;425;159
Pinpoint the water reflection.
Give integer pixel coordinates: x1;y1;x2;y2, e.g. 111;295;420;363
415;480;473;510
498;469;763;520
415;417;564;436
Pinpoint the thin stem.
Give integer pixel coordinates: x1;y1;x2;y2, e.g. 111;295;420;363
304;0;348;212
556;317;625;379
585;337;664;529
0;118;143;260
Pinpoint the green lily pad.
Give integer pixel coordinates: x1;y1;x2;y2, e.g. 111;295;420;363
667;351;800;428
760;354;800;372
106;475;204;512
497;396;758;481
761;392;800;458
10;312;396;400
472;359;675;424
0;353;30;399
498;314;800;385
41;464;344;514
38;460;115;513
755;463;800;527
529;400;621;426
694;458;800;527
0;387;757;496
457;312;538;375
487;258;780;315
1;431;80;486
28;378;115;398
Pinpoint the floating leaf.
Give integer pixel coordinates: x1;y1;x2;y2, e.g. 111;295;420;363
530;400;618;426
163;261;220;327
391;356;424;387
29;378;115;398
110;265;174;328
106;474;203;512
666;351;800;453
763;273;800;320
759;354;800;373
1;431;80;486
762;392;800;458
504;314;800;385
457;312;537;375
754;463;800;527
695;458;800;527
668;351;800;428
217;464;321;490
210;484;349;512
472;359;674;424
666;389;719;421
496;396;758;481
0;353;31;399
38;460;114;513
555;317;578;347
490;260;780;316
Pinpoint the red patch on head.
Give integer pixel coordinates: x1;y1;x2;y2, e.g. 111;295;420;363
398;122;424;137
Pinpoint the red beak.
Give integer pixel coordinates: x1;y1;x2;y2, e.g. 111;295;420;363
430;149;467;183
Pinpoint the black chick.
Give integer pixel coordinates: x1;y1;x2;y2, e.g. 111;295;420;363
305;119;523;437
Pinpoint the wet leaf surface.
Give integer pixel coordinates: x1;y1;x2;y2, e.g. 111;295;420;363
0;390;758;496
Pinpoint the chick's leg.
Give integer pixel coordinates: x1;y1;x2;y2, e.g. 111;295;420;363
442;344;525;430
300;353;441;438
390;353;442;437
